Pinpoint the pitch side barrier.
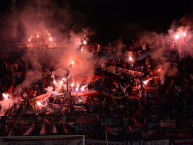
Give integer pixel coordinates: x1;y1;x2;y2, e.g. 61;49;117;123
0;135;86;145
1;136;185;145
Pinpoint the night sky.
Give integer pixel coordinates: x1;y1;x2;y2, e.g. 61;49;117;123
0;0;193;43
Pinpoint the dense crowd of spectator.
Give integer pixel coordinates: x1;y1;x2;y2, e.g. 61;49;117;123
0;40;193;141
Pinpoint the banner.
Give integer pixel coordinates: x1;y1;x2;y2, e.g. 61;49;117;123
105;126;123;134
175;138;193;145
145;139;169;145
136;52;150;61
147;129;157;137
71;90;99;97
144;86;159;94
75;116;100;134
131;141;143;145
86;139;127;145
148;122;160;128
30;93;51;102
160;120;176;128
76;116;99;124
75;124;99;134
103;66;144;77
130;139;169;145
100;91;129;99
101;117;123;126
164;129;177;138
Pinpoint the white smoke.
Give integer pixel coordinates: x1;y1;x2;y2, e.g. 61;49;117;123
8;0;96;95
14;70;42;95
0;93;18;116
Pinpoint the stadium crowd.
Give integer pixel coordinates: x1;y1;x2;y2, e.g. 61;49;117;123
0;40;193;141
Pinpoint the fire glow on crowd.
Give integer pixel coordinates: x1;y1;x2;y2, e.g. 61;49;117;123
0;1;193;137
0;25;192;116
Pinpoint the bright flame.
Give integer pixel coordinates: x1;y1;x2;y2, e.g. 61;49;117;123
49;37;53;42
143;77;153;85
78;99;82;102
2;93;9;100
28;38;31;42
70;82;75;87
36;35;40;38
52;75;58;85
83;40;87;45
53;79;57;85
71;60;75;66
75;84;80;91
174;34;179;40
36;101;42;106
59;80;63;86
143;80;148;85
183;32;187;37
80;85;87;91
174;30;187;40
157;68;161;73
128;56;134;62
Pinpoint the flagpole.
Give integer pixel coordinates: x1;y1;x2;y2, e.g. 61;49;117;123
105;131;109;145
83;135;85;145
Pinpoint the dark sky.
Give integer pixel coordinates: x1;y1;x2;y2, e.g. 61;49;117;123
69;0;193;42
0;0;193;43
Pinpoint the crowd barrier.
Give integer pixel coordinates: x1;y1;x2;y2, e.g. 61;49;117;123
1;135;193;145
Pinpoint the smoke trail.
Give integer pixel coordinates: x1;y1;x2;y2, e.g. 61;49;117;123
54;31;96;84
2;0;95;95
134;31;179;79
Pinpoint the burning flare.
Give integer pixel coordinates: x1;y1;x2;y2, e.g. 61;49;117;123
36;101;42;107
2;93;10;100
83;40;87;45
128;56;134;62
